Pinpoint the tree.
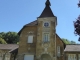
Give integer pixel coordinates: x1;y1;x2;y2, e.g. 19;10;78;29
0;32;19;44
0;38;7;44
70;41;76;44
74;0;80;41
62;38;71;44
62;38;76;44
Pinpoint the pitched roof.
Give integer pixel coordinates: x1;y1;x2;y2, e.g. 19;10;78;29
18;0;55;35
56;34;66;49
64;44;80;52
0;44;19;52
26;20;38;26
39;0;55;18
18;20;38;35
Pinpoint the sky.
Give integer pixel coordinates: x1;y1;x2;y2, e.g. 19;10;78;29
0;0;80;43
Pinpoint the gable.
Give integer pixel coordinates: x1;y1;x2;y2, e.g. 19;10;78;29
18;20;38;35
56;34;66;49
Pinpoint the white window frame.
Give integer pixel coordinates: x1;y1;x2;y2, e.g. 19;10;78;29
68;54;76;60
43;33;50;42
27;35;33;43
24;55;34;60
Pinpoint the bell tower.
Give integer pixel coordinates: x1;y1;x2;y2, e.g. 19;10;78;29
36;0;57;60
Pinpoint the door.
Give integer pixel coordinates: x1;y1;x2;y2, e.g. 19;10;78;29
24;55;34;60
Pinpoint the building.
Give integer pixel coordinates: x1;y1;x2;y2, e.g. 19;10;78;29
0;0;80;60
17;0;65;60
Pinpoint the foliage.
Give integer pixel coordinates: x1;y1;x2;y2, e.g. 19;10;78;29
74;16;80;36
73;1;80;41
0;38;7;44
62;38;76;44
0;32;19;44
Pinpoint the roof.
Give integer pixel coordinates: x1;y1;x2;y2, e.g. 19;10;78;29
18;20;38;35
0;44;19;52
18;0;55;35
39;0;55;18
64;44;80;52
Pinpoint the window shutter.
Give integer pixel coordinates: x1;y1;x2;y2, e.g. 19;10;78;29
28;36;33;43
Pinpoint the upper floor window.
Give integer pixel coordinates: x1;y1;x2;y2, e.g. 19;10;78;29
43;33;49;42
43;22;50;27
28;35;33;43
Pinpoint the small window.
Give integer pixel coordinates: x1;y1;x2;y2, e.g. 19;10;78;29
28;36;33;43
43;33;49;42
44;22;49;27
57;46;60;57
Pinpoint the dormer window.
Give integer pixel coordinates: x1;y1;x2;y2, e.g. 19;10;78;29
43;22;50;27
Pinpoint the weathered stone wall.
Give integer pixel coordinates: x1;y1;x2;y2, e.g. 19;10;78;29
56;35;65;60
36;17;57;60
18;26;37;60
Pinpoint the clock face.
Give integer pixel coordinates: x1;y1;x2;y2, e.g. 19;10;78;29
44;22;49;27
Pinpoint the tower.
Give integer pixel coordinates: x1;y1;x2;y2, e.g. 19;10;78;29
36;0;57;60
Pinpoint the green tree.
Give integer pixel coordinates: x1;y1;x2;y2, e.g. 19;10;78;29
70;41;76;44
0;38;7;44
62;38;71;44
62;38;76;44
0;32;19;44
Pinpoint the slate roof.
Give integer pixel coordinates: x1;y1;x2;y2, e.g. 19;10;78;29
18;20;38;35
39;0;55;18
64;44;80;52
26;20;38;26
18;0;55;35
0;44;19;52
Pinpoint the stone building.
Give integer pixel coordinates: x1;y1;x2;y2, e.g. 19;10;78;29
17;0;65;60
0;0;80;60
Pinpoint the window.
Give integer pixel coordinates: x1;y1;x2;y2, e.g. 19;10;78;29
78;54;80;60
68;54;76;60
57;46;60;57
28;36;33;43
24;55;34;60
43;22;50;27
43;33;49;42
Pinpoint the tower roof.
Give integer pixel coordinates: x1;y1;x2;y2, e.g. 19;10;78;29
39;0;55;18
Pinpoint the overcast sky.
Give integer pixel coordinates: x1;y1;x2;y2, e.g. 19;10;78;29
0;0;80;43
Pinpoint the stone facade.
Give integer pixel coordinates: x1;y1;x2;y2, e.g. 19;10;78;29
1;0;80;60
17;0;65;60
17;14;65;60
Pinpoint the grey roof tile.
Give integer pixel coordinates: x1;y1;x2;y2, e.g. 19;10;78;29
64;44;80;52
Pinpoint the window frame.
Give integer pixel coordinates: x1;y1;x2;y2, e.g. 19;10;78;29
57;46;60;57
27;35;33;43
43;33;50;43
43;21;50;27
